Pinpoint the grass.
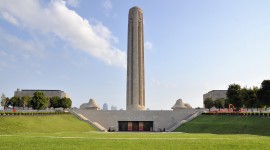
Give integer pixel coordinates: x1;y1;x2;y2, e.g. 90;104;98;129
0;132;270;149
0;114;96;133
0;114;270;149
174;115;270;136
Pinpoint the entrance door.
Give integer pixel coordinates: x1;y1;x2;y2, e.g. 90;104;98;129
118;121;154;131
143;121;153;131
118;121;128;131
132;121;139;131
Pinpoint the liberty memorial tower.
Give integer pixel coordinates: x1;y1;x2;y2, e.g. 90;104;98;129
126;6;145;110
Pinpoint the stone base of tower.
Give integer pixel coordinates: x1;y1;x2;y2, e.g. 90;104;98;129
73;109;204;132
126;104;145;110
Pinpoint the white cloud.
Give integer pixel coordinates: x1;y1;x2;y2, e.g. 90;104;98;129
102;0;113;11
0;11;18;26
102;0;117;18
0;29;45;58
145;41;153;50
64;0;79;7
0;0;126;68
0;50;7;57
92;21;119;44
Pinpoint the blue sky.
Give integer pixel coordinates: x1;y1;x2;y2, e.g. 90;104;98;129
0;0;270;110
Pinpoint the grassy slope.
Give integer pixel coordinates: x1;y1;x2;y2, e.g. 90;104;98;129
0;114;96;133
0;115;270;149
174;115;270;136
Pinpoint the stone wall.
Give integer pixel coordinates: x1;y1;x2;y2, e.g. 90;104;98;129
74;109;203;131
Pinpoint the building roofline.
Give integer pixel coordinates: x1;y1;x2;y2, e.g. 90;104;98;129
20;90;63;92
208;90;227;92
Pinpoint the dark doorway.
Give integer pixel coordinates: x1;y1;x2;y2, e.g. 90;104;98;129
118;121;128;131
118;121;153;131
132;121;139;131
143;121;153;131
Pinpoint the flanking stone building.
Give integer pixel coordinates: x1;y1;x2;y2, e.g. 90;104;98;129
203;90;227;108
203;90;227;101
14;88;69;98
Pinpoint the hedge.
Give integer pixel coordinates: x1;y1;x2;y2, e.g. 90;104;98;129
202;112;270;117
0;112;70;116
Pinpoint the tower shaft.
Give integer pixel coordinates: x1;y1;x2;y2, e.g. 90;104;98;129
126;6;145;110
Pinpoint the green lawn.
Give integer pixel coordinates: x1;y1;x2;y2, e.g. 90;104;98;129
0;132;270;150
0;114;96;133
0;114;270;149
174;115;270;136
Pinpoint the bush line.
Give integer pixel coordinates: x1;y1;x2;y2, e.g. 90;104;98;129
0;112;70;116
202;112;270;117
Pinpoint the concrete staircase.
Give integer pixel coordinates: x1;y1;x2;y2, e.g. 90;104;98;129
166;111;201;132
70;110;107;132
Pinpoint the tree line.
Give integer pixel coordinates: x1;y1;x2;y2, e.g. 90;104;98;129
204;80;270;112
1;91;72;111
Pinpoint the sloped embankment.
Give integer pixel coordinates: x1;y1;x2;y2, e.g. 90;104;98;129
0;114;96;133
174;114;270;136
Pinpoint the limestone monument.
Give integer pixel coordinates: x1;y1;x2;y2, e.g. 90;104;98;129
126;6;145;110
74;6;202;132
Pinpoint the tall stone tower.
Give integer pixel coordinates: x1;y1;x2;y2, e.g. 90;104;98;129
126;6;145;110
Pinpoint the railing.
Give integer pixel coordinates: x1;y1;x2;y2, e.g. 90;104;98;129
166;122;177;130
167;111;202;132
70;110;107;132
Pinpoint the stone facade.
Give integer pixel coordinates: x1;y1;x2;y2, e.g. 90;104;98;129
126;6;145;110
74;109;202;132
14;89;69;98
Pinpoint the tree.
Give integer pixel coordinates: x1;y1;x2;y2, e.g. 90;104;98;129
10;97;20;109
257;80;270;109
224;99;230;108
226;84;243;109
50;96;60;109
21;96;31;109
242;87;258;112
59;97;72;110
1;94;6;108
31;91;49;111
241;87;248;110
204;98;214;111
215;98;225;111
4;97;11;109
